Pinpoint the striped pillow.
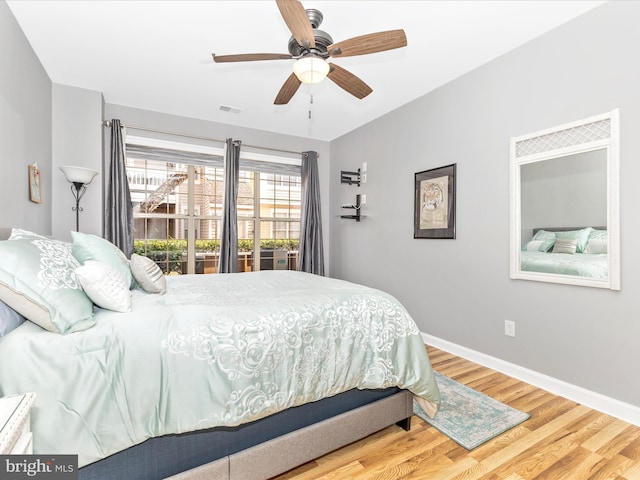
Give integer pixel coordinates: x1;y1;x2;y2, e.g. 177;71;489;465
130;254;166;294
552;238;578;254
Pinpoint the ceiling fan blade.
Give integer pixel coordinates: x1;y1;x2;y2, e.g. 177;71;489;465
213;53;292;63
276;0;315;49
274;73;302;105
326;64;372;99
328;29;407;58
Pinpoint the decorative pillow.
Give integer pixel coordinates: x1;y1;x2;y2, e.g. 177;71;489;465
0;237;95;334
75;261;132;312
130;254;166;294
554;228;593;253
9;228;48;240
584;229;608;254
0;299;26;337
532;230;556;242
552;238;578;254
71;232;134;288
523;239;555;252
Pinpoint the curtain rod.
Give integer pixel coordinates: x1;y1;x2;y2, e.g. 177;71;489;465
102;120;310;157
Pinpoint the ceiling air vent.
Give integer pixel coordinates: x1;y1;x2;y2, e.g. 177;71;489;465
219;105;242;114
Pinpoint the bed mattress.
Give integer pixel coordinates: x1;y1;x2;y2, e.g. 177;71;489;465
0;270;440;468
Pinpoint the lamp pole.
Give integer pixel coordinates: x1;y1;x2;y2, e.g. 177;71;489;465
69;182;87;232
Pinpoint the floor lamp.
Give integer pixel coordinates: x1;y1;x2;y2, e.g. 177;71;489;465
59;166;99;232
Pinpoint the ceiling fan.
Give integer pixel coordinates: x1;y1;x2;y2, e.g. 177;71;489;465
212;0;407;105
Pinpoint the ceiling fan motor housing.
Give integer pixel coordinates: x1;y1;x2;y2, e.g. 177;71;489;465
287;9;333;58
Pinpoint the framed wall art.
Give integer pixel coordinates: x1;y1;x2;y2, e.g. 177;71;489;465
29;164;42;204
414;163;456;239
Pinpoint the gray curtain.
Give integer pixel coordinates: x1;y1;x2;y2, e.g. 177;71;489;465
105;119;134;257
298;151;325;275
218;139;241;273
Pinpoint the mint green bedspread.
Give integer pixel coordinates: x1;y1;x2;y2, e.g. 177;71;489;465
520;251;608;278
0;271;440;467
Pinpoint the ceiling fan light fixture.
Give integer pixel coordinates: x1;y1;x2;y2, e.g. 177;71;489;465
293;56;330;84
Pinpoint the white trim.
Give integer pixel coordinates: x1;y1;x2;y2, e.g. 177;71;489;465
126;135;301;166
422;333;640;427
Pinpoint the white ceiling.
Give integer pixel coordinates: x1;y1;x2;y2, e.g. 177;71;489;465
7;0;605;142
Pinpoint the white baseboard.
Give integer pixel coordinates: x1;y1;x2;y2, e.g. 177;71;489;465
422;333;640;427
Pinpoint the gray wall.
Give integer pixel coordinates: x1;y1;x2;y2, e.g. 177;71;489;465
52;84;104;241
0;1;52;234
521;149;607;243
330;1;640;407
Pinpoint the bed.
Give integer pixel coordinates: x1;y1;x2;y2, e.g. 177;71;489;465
0;228;440;480
520;226;608;278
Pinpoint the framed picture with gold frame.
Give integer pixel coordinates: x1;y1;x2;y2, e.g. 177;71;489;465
414;163;456;239
29;164;42;204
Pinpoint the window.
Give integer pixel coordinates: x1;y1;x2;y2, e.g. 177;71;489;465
125;137;301;274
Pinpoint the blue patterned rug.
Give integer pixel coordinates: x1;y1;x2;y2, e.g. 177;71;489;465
413;372;530;450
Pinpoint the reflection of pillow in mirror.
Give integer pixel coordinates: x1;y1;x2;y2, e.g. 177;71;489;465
523;239;555;252
584;229;608;254
552;238;578;254
532;230;556;242
555;228;593;253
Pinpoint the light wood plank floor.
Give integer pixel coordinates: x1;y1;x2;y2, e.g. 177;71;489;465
271;346;640;480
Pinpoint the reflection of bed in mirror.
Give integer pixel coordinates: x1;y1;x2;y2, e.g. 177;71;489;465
520;226;608;278
509;109;620;290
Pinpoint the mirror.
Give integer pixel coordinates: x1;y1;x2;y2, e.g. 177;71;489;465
510;110;620;290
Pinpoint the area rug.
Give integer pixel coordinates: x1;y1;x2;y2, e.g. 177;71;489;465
413;371;530;450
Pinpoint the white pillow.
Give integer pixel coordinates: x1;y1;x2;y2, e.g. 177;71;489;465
9;228;48;240
75;261;132;312
71;232;134;289
130;254;166;294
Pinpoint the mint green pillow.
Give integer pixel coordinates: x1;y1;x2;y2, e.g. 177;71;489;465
584;229;608;254
523;239;555;252
71;232;134;288
0;237;95;334
531;230;556;242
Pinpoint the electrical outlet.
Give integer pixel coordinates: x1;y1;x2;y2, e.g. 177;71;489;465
504;320;516;337
360;194;367;205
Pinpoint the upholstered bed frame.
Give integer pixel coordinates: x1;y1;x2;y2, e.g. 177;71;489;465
532;226;606;235
84;388;413;480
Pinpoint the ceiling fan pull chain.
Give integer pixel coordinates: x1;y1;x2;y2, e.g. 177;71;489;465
308;94;314;120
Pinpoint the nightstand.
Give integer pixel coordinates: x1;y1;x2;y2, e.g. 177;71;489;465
0;392;36;454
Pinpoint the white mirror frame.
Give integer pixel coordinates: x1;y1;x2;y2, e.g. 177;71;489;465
510;109;620;290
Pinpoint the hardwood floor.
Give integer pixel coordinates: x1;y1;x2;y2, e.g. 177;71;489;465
271;346;640;480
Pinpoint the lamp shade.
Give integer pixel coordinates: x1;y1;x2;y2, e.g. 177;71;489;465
293;56;330;84
59;166;99;185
